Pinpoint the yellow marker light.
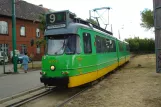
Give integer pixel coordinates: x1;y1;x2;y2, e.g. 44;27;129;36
50;65;55;71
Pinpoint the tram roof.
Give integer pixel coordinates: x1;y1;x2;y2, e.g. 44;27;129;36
44;10;128;44
45;23;129;44
45;22;116;39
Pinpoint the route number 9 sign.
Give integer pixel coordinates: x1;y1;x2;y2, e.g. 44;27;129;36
46;12;66;25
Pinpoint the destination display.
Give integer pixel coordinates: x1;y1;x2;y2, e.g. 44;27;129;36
46;12;66;26
47;24;66;29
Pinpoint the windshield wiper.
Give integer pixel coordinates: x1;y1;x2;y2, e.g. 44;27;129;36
54;40;66;55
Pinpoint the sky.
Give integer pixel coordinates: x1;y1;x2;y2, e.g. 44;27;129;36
25;0;154;40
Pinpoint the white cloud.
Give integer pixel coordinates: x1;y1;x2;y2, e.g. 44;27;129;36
25;0;154;40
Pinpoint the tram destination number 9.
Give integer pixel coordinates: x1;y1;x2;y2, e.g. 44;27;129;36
49;14;55;23
47;12;66;25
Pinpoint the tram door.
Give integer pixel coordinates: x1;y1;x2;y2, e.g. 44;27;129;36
77;31;97;83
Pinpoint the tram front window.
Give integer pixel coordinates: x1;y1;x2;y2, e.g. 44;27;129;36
47;35;80;55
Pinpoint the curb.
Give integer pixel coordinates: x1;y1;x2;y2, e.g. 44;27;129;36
0;85;44;104
0;69;41;77
0;74;7;77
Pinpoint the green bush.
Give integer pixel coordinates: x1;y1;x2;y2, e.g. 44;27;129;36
125;37;155;53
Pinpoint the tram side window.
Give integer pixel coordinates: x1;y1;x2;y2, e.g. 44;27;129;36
76;36;81;54
101;38;106;53
109;40;113;52
119;42;124;52
83;33;92;54
105;39;110;52
105;39;116;52
65;36;76;54
126;44;130;51
96;36;101;53
111;40;116;52
96;36;116;53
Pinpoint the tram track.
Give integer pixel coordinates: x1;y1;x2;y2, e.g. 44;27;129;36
56;86;90;107
2;86;88;107
1;87;55;107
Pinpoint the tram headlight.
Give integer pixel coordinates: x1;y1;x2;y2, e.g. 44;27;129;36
50;65;55;71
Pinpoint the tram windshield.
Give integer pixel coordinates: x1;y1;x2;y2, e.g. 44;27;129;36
47;35;80;55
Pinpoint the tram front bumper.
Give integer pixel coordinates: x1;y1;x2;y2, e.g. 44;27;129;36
40;76;69;86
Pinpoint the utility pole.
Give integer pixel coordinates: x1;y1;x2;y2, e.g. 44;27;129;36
153;0;161;73
89;10;91;19
118;30;120;39
12;0;17;73
111;24;113;33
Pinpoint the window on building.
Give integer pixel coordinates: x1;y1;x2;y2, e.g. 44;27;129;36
0;44;9;55
20;44;27;54
20;26;25;36
36;28;40;37
36;45;40;54
83;33;92;54
0;21;8;34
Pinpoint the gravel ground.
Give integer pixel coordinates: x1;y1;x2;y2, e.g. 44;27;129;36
65;54;161;107
21;87;82;107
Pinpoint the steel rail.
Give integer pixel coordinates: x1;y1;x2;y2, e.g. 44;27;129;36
56;86;90;107
6;87;55;107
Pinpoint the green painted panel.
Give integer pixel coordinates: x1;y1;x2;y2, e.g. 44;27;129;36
41;26;130;79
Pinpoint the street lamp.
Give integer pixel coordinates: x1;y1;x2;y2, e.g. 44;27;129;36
118;25;124;39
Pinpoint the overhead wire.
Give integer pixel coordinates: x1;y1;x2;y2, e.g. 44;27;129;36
95;11;107;25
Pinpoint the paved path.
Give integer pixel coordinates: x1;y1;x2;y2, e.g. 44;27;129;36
0;64;16;74
0;70;43;99
0;61;41;75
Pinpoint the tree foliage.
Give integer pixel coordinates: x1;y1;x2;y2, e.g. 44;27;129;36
35;38;46;46
125;37;155;53
140;9;154;30
86;18;98;26
37;13;47;47
38;13;46;34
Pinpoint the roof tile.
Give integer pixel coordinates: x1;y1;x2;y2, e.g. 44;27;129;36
0;0;49;21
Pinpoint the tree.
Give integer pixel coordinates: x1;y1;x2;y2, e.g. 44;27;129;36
38;9;54;33
140;9;154;30
38;13;46;34
125;37;155;53
86;18;98;26
36;13;47;54
35;38;46;47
